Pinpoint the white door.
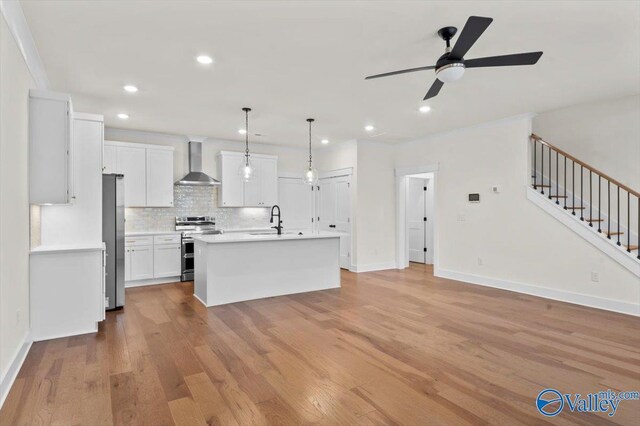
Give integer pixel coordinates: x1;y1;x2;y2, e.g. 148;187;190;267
278;177;313;231
124;249;132;281
407;178;426;263
117;146;147;207
146;148;174;207
219;154;245;207
103;144;117;174
318;175;352;269
130;246;153;280
153;244;181;278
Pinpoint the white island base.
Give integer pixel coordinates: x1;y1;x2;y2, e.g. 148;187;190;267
193;233;341;306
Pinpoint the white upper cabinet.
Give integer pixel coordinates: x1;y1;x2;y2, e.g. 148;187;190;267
104;141;174;207
218;153;245;207
29;90;74;204
117;146;147;207
146;148;174;207
218;152;278;207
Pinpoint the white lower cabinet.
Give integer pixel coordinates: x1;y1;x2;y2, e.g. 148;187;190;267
125;234;181;284
153;244;181;277
129;245;154;280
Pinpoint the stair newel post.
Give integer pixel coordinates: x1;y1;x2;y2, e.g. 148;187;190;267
627;191;631;252
548;145;552;200
540;144;545;195
598;176;601;232
580;165;584;220
589;170;593;226
617;186;621;246
564;157;567;210
571;161;575;215
532;138;537;190
549;151;560;205
607;181;611;239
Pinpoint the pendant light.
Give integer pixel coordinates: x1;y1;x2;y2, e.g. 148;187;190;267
238;107;255;182
303;118;318;185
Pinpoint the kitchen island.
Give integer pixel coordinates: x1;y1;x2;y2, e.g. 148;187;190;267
193;232;341;306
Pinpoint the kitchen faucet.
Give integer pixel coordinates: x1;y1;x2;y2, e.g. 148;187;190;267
270;205;283;235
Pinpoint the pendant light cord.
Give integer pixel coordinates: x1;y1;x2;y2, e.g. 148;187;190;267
243;107;251;166
307;118;314;169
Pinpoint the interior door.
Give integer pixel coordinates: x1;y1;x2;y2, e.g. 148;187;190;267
407;178;426;263
278;177;313;231
334;176;352;269
318;178;336;232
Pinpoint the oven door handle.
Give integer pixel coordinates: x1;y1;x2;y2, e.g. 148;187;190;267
182;239;194;244
183;253;194;259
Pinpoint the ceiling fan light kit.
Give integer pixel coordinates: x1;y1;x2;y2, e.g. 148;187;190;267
365;16;543;100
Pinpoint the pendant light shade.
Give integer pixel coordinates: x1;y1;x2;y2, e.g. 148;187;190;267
303;118;318;186
238;107;255;182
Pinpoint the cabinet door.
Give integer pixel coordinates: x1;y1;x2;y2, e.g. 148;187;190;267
130;246;153;280
259;157;278;206
103;144;117;174
278;178;313;230
219;154;245;207
153;244;181;277
124;249;132;281
146;149;174;207
117;147;147;206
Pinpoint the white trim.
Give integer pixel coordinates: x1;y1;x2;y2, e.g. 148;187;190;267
125;276;181;288
318;167;353;179
527;187;640;277
278;172;303;179
395;163;439;177
351;261;397;273
0;331;32;409
218;150;277;160
32;325;99;343
0;0;49;88
105;140;174;151
436;268;640;317
74;112;104;122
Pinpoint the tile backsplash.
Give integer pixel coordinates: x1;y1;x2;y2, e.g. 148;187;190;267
125;185;271;232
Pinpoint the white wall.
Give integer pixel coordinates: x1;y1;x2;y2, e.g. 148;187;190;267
0;13;35;387
395;117;638;310
533;95;640;190
105;127;307;181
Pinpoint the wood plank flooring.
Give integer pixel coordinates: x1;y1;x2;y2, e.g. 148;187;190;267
1;264;639;425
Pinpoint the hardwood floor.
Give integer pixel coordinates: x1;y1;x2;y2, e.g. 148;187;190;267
1;264;639;425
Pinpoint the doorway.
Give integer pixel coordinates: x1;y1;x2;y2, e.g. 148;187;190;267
395;165;439;270
407;175;434;264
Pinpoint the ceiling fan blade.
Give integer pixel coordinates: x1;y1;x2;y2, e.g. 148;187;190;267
449;16;493;60
365;65;436;80
464;51;543;68
423;79;444;100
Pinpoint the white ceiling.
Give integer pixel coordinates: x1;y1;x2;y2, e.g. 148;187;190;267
21;0;640;146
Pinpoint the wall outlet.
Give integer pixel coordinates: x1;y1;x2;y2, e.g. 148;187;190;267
477;257;483;266
590;272;599;282
491;185;500;193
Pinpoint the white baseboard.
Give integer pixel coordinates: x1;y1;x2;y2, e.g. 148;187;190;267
351;261;397;273
436;268;640;317
32;324;99;343
125;276;181;288
0;331;32;409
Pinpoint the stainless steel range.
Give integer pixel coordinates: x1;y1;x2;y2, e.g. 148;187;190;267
176;216;222;281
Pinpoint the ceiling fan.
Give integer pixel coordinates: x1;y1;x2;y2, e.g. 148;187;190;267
365;16;543;100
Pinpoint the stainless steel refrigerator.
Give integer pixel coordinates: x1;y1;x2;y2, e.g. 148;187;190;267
102;174;125;310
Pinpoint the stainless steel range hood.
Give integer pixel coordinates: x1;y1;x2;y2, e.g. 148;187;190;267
175;141;220;186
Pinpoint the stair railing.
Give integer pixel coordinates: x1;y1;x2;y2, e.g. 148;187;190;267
531;134;639;259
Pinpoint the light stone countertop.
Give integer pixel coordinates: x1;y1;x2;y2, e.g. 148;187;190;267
193;231;340;244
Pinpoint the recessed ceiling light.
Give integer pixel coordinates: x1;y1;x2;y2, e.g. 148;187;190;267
238;129;247;134
419;105;431;113
117;113;129;120
321;139;329;144
196;55;213;65
364;125;375;132
123;85;138;93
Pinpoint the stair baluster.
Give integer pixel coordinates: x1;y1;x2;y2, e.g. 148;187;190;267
556;151;559;204
580;165;584;220
617;187;621;246
589;170;592;226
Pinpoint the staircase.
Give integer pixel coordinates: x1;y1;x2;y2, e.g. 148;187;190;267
528;134;639;274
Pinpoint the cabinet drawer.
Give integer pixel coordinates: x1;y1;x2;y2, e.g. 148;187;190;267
125;236;153;247
153;234;181;245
